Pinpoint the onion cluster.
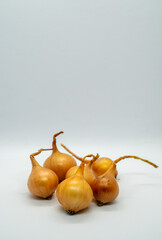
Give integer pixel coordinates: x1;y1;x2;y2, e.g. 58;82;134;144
27;131;158;214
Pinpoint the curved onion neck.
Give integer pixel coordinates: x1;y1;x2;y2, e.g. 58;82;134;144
82;154;97;162
85;162;96;179
75;155;98;178
52;140;58;153
85;160;95;172
101;163;116;178
30;148;53;168
75;162;84;177
30;149;43;168
114;155;158;168
86;162;92;169
52;131;64;153
30;156;40;168
61;144;82;160
61;144;99;164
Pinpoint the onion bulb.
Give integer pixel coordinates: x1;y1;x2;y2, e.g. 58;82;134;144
27;149;58;199
43;131;76;181
61;144;158;178
92;155;158;177
65;154;99;187
91;163;119;205
91;157;118;177
56;161;93;214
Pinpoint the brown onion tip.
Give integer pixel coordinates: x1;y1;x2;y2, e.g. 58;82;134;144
66;210;76;215
45;194;53;200
96;200;104;206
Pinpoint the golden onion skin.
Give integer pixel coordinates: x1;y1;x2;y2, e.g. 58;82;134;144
65;163;96;187
56;175;93;214
91;174;119;205
28;164;58;199
91;163;119;205
83;163;96;187
91;157;118;177
65;165;79;179
43;131;77;182
44;152;76;182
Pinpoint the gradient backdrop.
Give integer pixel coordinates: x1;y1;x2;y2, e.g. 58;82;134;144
0;1;162;240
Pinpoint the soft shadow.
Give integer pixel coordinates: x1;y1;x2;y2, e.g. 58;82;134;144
23;192;56;207
55;204;94;223
57;205;91;216
93;198;121;212
28;194;53;200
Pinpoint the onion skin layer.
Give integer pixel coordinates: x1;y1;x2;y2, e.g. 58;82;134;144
91;157;118;177
91;174;119;205
43;131;77;182
65;163;96;187
91;163;119;205
56;175;93;214
65;166;78;178
44;152;76;182
27;166;58;199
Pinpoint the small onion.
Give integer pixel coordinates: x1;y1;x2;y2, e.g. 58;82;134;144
56;162;93;214
91;163;119;206
27;149;58;199
43;131;76;181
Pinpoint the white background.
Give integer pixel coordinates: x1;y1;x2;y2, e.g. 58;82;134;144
0;1;162;239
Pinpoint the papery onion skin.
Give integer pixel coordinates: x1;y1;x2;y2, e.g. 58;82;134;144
91;157;118;177
65;163;96;187
91;163;119;205
28;167;58;198
44;152;76;182
56;175;93;214
65;165;78;179
43;132;76;182
91;174;119;205
61;144;158;180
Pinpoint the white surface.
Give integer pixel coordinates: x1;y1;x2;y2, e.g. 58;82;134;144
0;0;162;145
0;0;162;239
0;140;162;240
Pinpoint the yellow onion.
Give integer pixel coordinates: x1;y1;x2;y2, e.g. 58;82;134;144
65;154;99;187
65;165;79;178
43;131;76;181
61;144;158;179
56;162;93;214
91;163;119;206
91;157;118;178
92;156;158;178
27;149;58;199
83;162;96;187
